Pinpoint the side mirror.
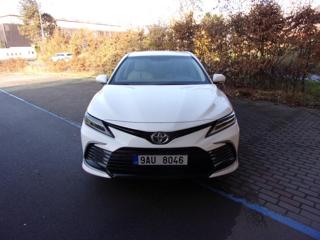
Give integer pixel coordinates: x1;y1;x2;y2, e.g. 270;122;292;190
96;74;108;84
212;73;226;83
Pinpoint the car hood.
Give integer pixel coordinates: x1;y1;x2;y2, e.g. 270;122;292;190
87;84;233;124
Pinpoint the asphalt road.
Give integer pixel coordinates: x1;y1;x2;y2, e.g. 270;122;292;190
0;78;315;240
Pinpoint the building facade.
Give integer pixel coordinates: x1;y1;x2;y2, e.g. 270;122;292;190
0;14;126;60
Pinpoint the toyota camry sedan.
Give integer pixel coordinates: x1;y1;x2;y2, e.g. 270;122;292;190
81;51;239;178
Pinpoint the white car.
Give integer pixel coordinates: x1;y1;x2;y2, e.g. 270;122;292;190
51;52;73;62
81;51;239;178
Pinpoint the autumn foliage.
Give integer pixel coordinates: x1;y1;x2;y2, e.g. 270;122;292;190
0;59;27;72
38;1;320;104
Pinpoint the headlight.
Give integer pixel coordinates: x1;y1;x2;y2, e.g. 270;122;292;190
84;112;114;137
206;111;236;137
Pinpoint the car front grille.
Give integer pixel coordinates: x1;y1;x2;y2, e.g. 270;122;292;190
84;143;236;177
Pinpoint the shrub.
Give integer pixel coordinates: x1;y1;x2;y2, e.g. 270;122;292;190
0;59;27;72
36;1;320;106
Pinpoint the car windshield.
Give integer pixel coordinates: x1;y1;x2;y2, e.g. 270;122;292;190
110;56;210;85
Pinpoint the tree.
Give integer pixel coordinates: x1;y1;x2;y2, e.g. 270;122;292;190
284;6;320;93
41;13;57;38
245;1;285;58
19;0;41;43
147;25;169;50
172;12;198;51
195;13;229;74
227;1;286;88
19;0;56;43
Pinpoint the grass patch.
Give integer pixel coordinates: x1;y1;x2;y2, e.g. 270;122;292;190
306;80;320;99
226;81;320;108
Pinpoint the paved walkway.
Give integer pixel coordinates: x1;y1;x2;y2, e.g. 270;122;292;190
207;99;320;231
2;76;320;234
1;90;314;240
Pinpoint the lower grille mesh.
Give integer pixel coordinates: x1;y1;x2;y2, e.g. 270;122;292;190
106;147;212;177
84;143;236;177
209;144;236;169
85;145;111;170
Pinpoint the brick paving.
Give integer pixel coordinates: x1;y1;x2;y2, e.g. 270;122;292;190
5;77;320;233
206;99;320;231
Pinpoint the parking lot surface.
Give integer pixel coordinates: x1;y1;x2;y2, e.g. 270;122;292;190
0;77;319;239
210;99;320;230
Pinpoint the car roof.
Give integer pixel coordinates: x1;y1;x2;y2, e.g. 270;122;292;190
127;51;193;57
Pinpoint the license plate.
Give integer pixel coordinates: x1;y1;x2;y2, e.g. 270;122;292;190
133;155;188;165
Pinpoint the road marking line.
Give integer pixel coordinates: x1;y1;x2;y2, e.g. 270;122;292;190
0;89;81;129
197;182;320;240
1;88;320;239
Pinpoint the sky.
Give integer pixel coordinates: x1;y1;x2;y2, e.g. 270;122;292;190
0;0;320;27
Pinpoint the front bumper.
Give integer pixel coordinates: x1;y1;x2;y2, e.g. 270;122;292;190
81;120;239;178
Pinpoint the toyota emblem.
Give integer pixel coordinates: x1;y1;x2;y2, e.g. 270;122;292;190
150;132;170;144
